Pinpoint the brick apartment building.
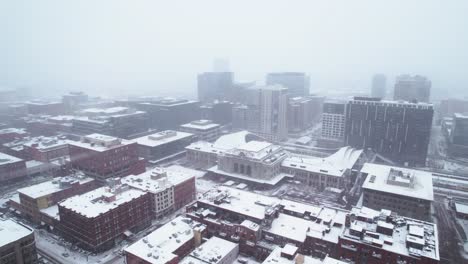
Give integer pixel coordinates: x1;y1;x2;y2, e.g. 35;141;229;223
58;185;153;251
22;136;70;163
122;165;200;218
0;152;27;182
69;133;145;181
185;187;439;264
14;174;98;223
0;128;28;144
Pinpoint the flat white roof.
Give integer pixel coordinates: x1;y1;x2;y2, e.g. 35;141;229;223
181;236;238;264
81;106;129;114
18;175;94;199
0;152;23;165
283;147;363;177
199;186;280;220
262;247;346;264
69;134;133;152
125;216;203;264
180;120;220;131
208;166;291;186
122;165;202;194
59;186;146;218
0;128;27;135
361;163;434;201
344;206;439;261
455;202;468;215
130;130;193;147
198;187;347;243
0;219;33;247
266;210;346;244
40;205;60;220
22;136;70;150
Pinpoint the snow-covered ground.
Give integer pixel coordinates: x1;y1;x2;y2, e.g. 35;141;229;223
444;160;468;175
455;218;468;259
0;190;17;209
35;229;123;264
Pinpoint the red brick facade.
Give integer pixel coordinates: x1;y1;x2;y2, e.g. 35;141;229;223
69;142;145;181
0;158;27;182
58;192;153;252
174;177;196;210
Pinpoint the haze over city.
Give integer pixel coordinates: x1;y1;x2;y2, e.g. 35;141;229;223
1;0;468;99
2;2;468;264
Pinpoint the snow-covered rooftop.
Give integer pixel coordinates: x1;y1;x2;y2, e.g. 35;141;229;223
265;207;347;244
69;133;132;151
282;146;363;177
455;202;468;215
180;120;220;131
0;219;34;247
0;152;23;165
0;128;27;135
207;166;291;185
198;186;280;220
198;186;347;238
454;113;468;119
225;141;286;162
125;216;205;264
343;207;439;261
18;175;94;199
130;130;194;147
59;185;146;218
213;131;250;150
22;136;70;151
361;163;434;201
185;130;252;154
40;205;60;220
81;106;129;115
25;160;45;168
122;165;203;194
180;236;238;264
262;246;346;264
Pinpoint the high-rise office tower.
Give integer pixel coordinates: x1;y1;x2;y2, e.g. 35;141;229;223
233;85;288;141
256;85;289;141
345;97;433;166
394;75;431;103
448;113;468;157
371;74;386;98
197;72;234;103
321;101;346;142
288;96;324;133
266;72;310;97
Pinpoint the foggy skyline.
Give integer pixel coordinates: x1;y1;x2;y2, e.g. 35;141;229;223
1;0;468;99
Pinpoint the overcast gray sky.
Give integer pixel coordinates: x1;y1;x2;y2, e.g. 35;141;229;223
1;0;467;99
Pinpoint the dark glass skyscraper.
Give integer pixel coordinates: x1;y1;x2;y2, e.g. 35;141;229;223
345;97;433;166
